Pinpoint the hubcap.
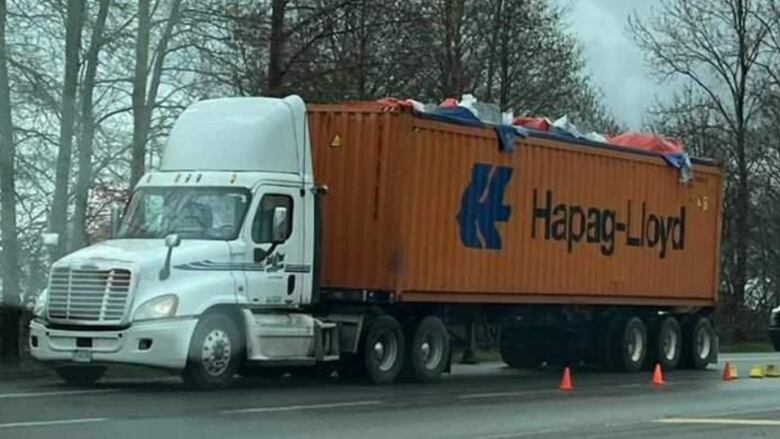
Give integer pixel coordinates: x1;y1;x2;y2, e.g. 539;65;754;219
202;329;232;376
627;327;644;363
420;342;431;361
696;327;711;359
420;334;444;370
373;334;398;372
662;329;678;361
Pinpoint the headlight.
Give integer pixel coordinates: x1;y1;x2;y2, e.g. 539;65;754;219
133;294;179;321
33;289;48;318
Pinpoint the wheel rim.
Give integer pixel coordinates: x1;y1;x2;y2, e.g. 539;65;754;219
626;326;644;363
662;328;679;361
202;329;232;376
373;332;399;372
696;326;711;360
420;333;444;370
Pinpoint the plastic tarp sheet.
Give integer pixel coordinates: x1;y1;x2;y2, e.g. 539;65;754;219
608;132;693;183
494;125;528;152
418;106;527;152
608;132;683;154
513;117;552;131
421;106;484;127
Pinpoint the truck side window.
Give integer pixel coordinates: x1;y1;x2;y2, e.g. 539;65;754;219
252;194;293;244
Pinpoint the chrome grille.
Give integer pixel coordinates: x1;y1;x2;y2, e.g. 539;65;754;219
47;267;132;322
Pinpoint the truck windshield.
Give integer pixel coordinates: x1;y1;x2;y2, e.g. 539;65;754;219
117;187;251;240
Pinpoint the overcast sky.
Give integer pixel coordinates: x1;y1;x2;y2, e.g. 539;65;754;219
552;0;673;129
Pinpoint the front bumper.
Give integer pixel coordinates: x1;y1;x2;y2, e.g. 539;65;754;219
29;317;198;370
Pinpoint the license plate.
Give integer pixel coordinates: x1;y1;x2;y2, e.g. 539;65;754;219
72;349;92;363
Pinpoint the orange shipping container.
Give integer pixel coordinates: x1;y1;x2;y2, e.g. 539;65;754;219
308;104;722;308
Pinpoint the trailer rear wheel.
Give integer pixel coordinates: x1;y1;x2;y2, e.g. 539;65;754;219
648;316;681;370
499;327;544;369
682;315;714;370
404;316;450;382
361;314;405;385
603;316;647;372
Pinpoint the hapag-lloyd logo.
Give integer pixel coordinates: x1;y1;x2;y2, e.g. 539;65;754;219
531;190;686;259
456;163;513;250
457;163;687;258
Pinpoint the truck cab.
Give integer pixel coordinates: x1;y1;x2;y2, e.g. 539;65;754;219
30;96;341;388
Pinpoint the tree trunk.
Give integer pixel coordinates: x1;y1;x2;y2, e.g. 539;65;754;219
130;0;182;188
130;0;150;188
72;0;111;251
49;0;85;259
267;0;288;96
0;0;22;366
484;0;503;102
440;0;465;98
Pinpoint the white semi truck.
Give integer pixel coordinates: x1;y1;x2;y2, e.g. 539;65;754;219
29;96;721;389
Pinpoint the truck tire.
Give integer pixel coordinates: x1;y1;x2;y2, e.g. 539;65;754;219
404;316;450;382
606;316;647;372
772;333;780;352
681;315;715;370
648;316;682;370
499;327;544;369
55;366;106;386
182;313;241;390
499;345;543;369
361;314;405;385
336;352;364;381
600;315;623;371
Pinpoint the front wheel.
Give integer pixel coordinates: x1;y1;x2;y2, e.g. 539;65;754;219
183;313;241;390
55;366;106;386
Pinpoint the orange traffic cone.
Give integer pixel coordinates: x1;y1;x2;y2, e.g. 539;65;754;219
652;363;665;385
559;367;573;391
723;362;733;381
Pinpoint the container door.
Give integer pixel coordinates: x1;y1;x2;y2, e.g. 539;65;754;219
244;185;305;307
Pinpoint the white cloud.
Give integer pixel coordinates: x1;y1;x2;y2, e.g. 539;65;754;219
552;0;673;129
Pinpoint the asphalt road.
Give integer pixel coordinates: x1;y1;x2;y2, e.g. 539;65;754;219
1;353;779;439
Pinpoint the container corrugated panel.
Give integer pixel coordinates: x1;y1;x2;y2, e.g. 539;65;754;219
309;106;401;291
309;105;722;307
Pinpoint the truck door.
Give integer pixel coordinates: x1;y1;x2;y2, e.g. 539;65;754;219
244;185;305;307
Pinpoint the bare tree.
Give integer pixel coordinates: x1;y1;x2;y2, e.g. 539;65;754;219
630;0;773;315
49;0;85;258
0;0;22;365
130;0;184;188
267;0;288;95
72;0;111;250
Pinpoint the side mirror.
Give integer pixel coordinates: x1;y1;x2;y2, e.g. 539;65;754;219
42;232;59;248
159;234;181;281
164;233;181;248
271;206;288;243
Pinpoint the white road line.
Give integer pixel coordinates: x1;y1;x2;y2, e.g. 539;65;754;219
479;427;570;439
720;355;780;361
458;390;549;399
0;418;107;429
657;418;780;426
706;406;780;418
222;400;382;415
0;389;118;399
